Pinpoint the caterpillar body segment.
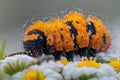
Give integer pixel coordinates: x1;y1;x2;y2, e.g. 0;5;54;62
64;11;90;57
50;19;75;61
101;30;111;52
87;17;110;52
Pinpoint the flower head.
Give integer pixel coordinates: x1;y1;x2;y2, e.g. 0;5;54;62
22;70;45;80
58;58;69;65
108;58;120;72
76;57;100;68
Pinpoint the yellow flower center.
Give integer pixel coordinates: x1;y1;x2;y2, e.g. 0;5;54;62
59;58;69;65
108;59;120;72
76;57;100;68
22;70;45;80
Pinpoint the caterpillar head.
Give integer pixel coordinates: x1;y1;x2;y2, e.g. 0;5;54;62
23;30;46;57
23;21;47;57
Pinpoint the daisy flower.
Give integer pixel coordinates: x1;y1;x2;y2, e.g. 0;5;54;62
12;65;63;80
63;57;99;80
22;70;45;80
76;57;100;68
58;58;69;66
1;55;36;67
108;58;120;72
0;55;37;76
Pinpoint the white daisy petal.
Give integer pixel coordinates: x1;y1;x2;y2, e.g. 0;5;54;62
30;65;63;80
12;70;26;80
97;64;116;78
98;76;117;80
1;55;36;68
45;73;63;80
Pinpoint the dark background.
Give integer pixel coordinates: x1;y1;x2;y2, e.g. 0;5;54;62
0;0;120;54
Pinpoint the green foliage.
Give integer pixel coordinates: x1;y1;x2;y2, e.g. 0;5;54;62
0;67;4;80
79;74;96;80
96;56;109;63
0;39;7;60
4;60;27;76
0;76;4;80
0;71;3;80
36;72;40;80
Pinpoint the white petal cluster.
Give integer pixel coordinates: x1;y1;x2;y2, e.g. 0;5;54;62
97;64;116;78
90;77;117;80
1;55;120;80
40;61;64;73
11;65;63;80
62;61;119;80
12;70;27;80
31;65;63;80
63;62;97;80
0;55;36;67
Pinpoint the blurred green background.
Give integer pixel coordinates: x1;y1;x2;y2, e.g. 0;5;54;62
0;0;120;54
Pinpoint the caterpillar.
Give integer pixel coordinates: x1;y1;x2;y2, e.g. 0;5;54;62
7;11;111;61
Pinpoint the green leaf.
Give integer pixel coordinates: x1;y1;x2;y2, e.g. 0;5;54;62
79;74;96;80
0;69;4;80
79;75;88;80
0;38;7;60
4;60;27;76
4;64;15;76
36;72;40;80
96;56;109;63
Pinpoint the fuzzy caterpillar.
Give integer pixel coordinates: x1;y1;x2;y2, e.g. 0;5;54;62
7;11;111;61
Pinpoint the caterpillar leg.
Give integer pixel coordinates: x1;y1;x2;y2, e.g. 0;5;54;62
78;47;87;57
66;51;74;61
87;48;97;57
53;51;62;61
78;47;96;58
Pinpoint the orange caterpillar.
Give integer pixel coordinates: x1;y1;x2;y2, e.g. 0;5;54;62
9;11;111;61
